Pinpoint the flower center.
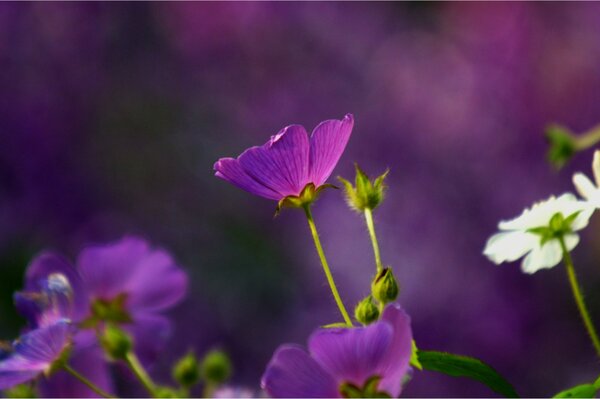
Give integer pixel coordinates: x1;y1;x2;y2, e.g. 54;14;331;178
81;293;131;328
339;375;390;398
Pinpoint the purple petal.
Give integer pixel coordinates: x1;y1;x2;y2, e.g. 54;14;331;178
261;345;339;398
377;304;413;397
40;331;113;398
23;252;89;323
308;321;393;388
77;237;151;300
124;247;188;313
214;158;282;200
308;114;354;187
238;125;310;197
123;313;172;366
0;322;71;389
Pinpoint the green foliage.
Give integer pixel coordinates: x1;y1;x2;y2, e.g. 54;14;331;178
3;384;37;398
417;350;519;398
172;352;200;389
354;295;380;325
338;165;389;212
371;268;399;305
553;383;598;398
200;350;232;385
546;124;577;169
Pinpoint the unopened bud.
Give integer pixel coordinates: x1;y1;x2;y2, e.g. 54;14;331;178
354;296;380;325
200;350;232;385
173;352;200;389
338;165;389;212
546;124;576;169
100;324;132;360
371;268;399;304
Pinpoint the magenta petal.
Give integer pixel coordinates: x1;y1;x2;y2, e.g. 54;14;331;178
308;321;393;388
77;237;150;299
214;158;282;200
40;331;114;398
125;248;188;313
24;252;89;323
261;345;339;398
378;304;413;397
308;114;354;187
238;125;310;197
0;369;40;390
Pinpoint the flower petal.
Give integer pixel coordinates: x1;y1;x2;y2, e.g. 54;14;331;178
378;304;413;398
238;125;310;197
498;193;577;231
308;114;354;187
261;345;339;398
564;233;580;252
13;321;71;364
483;231;537;264
521;240;562;274
308;321;393;388
23;252;88;323
214;158;282;200
593;150;600;187
39;331;113;398
573;173;597;201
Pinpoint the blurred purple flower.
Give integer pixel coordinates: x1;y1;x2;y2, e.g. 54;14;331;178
0;320;71;390
214;114;353;201
261;304;412;398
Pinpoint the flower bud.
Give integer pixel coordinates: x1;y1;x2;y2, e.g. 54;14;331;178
200;350;232;385
546;124;576;169
4;384;37;398
100;324;132;360
173;352;200;389
354;295;380;325
338;165;389;212
154;386;180;398
371;267;399;304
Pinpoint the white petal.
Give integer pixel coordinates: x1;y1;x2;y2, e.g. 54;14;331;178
483;231;537;264
593;150;600;187
499;194;574;230
564;233;580;252
520;240;562;274
572;173;597;201
570;205;594;231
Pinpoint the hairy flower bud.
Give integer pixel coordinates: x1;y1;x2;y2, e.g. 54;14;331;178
371;267;399;304
200;350;232;385
173;352;200;389
100;324;132;360
354;295;380;325
546;124;577;169
338;164;389;212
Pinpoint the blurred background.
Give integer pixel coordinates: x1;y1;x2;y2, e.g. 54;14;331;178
2;2;600;397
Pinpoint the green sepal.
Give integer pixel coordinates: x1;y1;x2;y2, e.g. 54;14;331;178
46;343;73;376
3;383;38;398
409;340;422;370
527;211;582;246
338;164;389;212
340;376;390;398
546;124;577;169
81;293;132;329
417;350;519;398
274;183;337;216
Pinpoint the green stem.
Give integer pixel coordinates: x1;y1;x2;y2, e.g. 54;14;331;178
303;205;353;327
575;124;600;151
63;364;115;398
559;236;600;358
364;208;383;272
125;351;157;397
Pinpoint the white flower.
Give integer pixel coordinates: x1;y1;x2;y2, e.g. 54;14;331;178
483;193;593;274
573;150;600;207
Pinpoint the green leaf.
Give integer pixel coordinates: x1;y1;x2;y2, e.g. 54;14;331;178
410;340;422;370
553;383;598;398
417;350;519;398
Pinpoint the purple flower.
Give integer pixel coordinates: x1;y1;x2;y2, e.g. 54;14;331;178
261;304;412;398
0;320;71;390
214;114;354;201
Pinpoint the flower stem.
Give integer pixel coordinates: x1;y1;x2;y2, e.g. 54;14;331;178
575;124;600;151
558;236;600;357
125;351;157;397
364;208;383;272
303;205;353;327
63;364;115;398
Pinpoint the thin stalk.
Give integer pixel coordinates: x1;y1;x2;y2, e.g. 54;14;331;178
575;124;600;150
364;208;383;272
125;351;157;397
303;205;352;326
559;236;600;357
63;364;115;398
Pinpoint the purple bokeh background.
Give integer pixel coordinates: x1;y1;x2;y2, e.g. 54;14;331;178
2;2;600;396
